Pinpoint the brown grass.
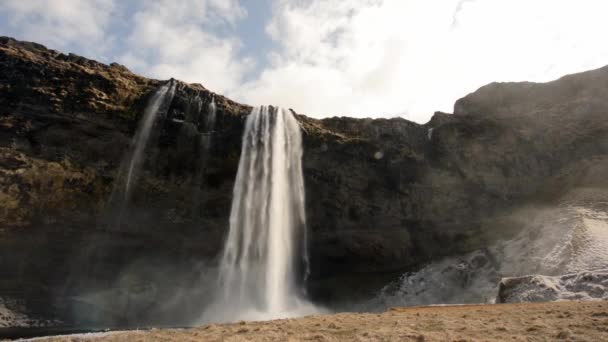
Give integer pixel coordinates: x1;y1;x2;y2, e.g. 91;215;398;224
37;301;608;341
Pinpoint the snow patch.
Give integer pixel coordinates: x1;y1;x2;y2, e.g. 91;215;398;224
498;269;608;303
373;198;608;308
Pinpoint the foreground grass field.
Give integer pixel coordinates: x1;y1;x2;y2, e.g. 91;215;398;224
30;301;608;341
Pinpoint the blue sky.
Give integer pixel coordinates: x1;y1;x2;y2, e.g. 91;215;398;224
1;0;608;122
235;0;275;80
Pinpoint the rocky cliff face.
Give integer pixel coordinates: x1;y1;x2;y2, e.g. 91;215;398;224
1;36;608;325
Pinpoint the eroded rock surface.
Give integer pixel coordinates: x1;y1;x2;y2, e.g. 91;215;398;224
2;36;608;324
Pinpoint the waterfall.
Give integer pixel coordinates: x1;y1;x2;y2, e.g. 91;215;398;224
124;81;175;201
105;81;175;228
192;96;216;218
202;106;317;322
200;96;216;154
206;97;217;132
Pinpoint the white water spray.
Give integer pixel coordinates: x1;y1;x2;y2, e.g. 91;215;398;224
203;106;317;322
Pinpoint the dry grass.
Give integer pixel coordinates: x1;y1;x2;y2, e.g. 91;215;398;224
38;301;608;341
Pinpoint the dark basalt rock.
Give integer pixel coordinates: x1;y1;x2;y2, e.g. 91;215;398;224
1;36;608;325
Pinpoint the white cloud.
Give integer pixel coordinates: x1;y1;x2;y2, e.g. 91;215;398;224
2;0;608;122
0;0;252;95
234;0;608;122
118;0;251;94
0;0;116;56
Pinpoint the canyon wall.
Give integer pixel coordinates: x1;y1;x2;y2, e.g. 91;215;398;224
1;36;608;324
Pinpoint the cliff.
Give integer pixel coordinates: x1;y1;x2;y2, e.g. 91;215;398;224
1;36;608;325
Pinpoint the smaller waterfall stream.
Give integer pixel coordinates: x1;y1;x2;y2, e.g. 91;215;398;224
202;106;318;323
124;82;176;200
200;96;216;156
105;81;175;228
206;97;217;132
192;96;217;218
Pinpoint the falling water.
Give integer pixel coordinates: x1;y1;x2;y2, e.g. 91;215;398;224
203;106;317;322
200;96;216;152
206;97;217;131
86;82;174;301
124;81;176;201
104;81;175;229
192;96;216;218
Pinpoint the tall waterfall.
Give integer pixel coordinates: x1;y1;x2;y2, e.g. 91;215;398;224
203;106;317;322
124;81;175;201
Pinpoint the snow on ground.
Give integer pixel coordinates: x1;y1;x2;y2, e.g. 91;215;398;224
373;192;608;308
0;298;33;328
20;331;122;341
498;269;608;303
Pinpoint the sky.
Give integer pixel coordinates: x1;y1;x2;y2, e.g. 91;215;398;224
1;0;608;123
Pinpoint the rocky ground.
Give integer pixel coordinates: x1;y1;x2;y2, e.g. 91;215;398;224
21;301;608;341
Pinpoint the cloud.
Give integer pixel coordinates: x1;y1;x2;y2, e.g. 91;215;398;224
117;0;252;94
0;0;116;56
233;0;608;122
2;0;608;122
0;0;252;95
451;0;477;28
